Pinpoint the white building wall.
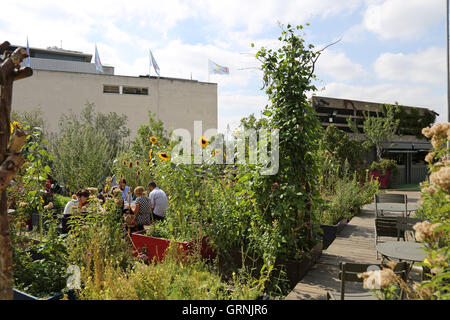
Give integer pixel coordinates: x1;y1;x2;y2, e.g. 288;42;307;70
12;70;217;137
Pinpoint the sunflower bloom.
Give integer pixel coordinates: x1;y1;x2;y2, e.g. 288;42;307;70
149;161;153;166
198;136;209;148
149;149;153;159
122;160;127;166
158;152;170;161
150;136;157;144
129;161;133;168
10;123;13;134
12;121;22;130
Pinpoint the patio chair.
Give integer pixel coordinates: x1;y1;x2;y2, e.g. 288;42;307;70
326;261;409;300
374;193;408;217
396;217;429;281
375;217;405;259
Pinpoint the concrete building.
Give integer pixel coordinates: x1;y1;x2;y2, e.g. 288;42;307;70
10;45;217;137
311;95;438;186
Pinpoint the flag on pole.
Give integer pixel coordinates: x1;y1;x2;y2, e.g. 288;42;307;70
26;37;30;67
95;44;104;73
208;59;229;75
150;49;160;76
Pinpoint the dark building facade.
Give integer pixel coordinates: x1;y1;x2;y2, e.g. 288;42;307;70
311;96;438;185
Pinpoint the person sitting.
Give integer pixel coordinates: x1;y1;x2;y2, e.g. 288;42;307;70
119;178;133;204
128;186;152;232
147;182;168;221
63;189;90;216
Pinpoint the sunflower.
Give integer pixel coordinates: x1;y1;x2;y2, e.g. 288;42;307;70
150;136;157;144
129;161;133;168
12;121;22;130
149;149;153;159
10;123;13;134
157;152;170;161
148;161;153;166
198;136;209;148
122;160;127;166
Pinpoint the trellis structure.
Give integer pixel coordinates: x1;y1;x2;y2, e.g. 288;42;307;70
0;41;32;299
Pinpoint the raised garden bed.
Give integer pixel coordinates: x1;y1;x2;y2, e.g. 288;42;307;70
131;231;216;262
13;288;63;300
217;241;323;289
320;218;349;249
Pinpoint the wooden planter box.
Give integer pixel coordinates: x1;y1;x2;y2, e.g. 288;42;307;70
217;241;323;290
131;231;216;262
320;218;349;249
13;288;63;300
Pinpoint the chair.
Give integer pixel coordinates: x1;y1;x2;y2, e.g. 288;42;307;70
396;217;424;242
396;217;429;281
374;193;408;217
326;261;409;300
375;217;405;259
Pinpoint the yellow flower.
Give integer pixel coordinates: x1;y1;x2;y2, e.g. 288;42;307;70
149;149;153;159
149;161;153;166
157;152;170;161
150;136;157;144
10;123;13;134
12;121;22;130
198;136;209;148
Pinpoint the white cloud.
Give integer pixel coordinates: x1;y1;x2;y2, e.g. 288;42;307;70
316;49;368;81
363;0;444;40
374;47;445;85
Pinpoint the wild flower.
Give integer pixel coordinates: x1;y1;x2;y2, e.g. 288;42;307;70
157;152;170;161
44;202;54;210
413;221;443;243
150;136;157;144
358;268;396;290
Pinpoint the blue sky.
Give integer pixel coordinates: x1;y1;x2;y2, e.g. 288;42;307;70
0;0;447;132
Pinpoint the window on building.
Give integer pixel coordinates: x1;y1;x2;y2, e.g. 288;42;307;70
122;86;148;95
103;85;120;94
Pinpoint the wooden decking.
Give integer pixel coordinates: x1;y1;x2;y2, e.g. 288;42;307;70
285;191;420;300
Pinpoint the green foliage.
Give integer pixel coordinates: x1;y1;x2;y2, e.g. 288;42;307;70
53;194;72;212
318;170;379;225
349;103;400;160
50;103;129;192
77;243;265;300
11;107;47;133
11;209;69;299
130;111;170;159
394;105;436;137
368;158;398;177
248;23;324;260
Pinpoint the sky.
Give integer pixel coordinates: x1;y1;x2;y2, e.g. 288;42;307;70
0;0;447;133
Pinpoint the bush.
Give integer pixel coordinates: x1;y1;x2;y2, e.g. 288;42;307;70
369;158;398;177
77;242;265;300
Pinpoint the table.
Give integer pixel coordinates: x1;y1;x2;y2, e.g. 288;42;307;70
376;241;427;280
364;203;418;217
376;241;426;263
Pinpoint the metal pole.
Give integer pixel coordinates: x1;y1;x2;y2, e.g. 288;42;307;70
447;0;449;122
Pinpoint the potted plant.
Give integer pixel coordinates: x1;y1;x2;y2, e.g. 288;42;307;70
369;158;398;188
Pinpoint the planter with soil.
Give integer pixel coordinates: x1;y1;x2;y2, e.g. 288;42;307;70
320;218;349;250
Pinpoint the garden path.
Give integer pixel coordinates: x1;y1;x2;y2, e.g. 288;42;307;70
285;190;420;300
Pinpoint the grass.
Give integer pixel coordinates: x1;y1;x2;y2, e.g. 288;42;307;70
388;184;421;191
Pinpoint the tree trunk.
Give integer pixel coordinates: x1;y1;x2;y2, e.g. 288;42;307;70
0;43;32;300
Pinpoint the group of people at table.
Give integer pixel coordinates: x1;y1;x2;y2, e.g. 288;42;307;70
62;179;169;233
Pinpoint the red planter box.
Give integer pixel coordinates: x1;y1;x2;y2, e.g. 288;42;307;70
370;170;391;188
131;231;216;262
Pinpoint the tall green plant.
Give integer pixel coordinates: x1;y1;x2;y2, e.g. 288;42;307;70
51;125;111;192
249;23;324;260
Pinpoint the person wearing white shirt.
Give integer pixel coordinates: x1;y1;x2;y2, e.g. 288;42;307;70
147;182;168;221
